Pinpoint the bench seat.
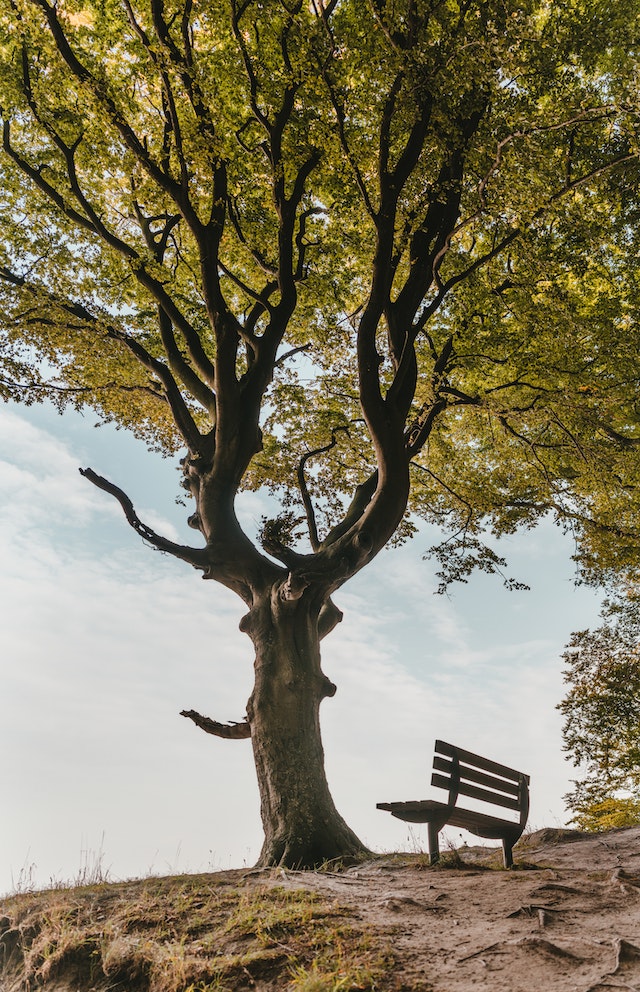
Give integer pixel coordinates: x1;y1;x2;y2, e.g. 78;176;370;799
377;799;524;840
377;740;530;868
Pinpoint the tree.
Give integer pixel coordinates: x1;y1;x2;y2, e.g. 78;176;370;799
1;0;639;866
559;608;640;831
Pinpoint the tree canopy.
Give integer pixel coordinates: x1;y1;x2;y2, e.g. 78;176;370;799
1;0;640;864
1;0;639;569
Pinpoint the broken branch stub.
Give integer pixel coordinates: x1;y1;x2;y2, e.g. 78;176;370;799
180;709;251;739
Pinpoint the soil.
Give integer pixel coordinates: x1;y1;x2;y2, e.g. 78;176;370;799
2;826;640;991
289;826;640;991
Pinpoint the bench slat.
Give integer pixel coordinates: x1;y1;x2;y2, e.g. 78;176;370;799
431;773;522;811
432;755;521;798
376;799;445;825
376;800;521;837
446;806;523;838
435;739;530;784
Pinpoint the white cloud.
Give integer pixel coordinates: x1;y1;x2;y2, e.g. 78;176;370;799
0;411;107;525
0;409;260;892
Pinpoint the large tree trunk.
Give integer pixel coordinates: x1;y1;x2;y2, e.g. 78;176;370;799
243;586;368;868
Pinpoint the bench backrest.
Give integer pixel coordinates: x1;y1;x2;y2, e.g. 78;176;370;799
431;740;530;823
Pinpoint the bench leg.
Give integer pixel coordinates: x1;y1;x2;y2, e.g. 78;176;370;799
427;822;440;866
502;839;513;869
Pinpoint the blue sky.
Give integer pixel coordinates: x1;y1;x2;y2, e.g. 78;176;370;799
1;400;602;894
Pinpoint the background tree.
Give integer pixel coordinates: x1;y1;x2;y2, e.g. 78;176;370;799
1;0;639;866
559;600;640;831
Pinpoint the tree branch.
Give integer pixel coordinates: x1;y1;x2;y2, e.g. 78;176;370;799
418;144;637;324
297;426;350;550
413;228;520;334
155;307;216;418
294;206;325;281
320;63;376;218
149;0;218;149
405;398;448;458
227;196;278;275
0;373;164;402
3;106;217;395
79;467;210;570
180;709;251;739
318;597;344;638
0;263;207;450
30;0;204;233
2;118;103;240
217;259;274;332
410;460;474;527
321;471;378;547
274;342;311;368
598;423;640;448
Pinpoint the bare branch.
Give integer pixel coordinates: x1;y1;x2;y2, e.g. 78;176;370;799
79;467;210;571
274;343;311;368
180;709;251;739
297;426;350;550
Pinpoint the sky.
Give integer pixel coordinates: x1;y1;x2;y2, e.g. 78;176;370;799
0;399;604;895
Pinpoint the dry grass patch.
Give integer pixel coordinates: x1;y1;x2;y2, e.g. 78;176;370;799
0;871;393;991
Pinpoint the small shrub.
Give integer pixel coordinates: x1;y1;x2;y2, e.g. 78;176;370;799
571;796;640;832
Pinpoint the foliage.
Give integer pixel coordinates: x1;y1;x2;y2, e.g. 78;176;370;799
0;0;639;579
568;796;640;833
559;610;640;831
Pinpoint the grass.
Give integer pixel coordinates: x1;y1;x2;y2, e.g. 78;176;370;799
0;871;393;992
9;836;111;895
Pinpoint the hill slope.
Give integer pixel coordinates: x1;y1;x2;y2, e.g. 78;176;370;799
2;827;640;991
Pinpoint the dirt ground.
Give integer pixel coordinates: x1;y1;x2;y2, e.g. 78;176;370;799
2;826;640;991
272;826;640;991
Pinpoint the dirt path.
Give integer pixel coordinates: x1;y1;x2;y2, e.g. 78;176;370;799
276;827;640;991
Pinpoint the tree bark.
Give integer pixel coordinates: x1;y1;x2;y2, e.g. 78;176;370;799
242;585;368;868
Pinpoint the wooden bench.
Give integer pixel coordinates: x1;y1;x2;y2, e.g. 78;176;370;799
377;740;530;868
